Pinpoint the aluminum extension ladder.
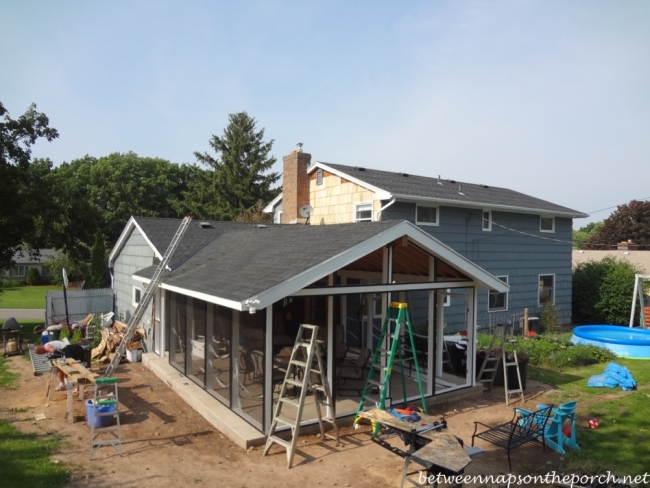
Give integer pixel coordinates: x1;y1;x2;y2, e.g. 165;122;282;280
353;302;427;436
503;325;525;405
263;324;339;468
104;216;192;377
90;377;122;456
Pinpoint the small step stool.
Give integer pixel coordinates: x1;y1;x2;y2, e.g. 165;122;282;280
90;377;122;457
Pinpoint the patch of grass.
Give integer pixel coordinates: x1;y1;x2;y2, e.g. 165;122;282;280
0;420;69;488
0;285;59;309
531;359;650;479
0;355;20;389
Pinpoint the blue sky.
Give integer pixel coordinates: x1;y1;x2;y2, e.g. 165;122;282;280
2;1;649;228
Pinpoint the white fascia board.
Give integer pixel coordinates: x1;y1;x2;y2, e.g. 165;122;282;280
310;162;392;200
243;220;507;311
133;275;244;311
290;280;474;297
263;193;283;213
391;194;587;219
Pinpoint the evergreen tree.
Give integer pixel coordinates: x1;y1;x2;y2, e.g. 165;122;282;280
193;112;280;220
86;231;109;289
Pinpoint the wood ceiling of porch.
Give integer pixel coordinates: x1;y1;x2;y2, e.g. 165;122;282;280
341;240;470;281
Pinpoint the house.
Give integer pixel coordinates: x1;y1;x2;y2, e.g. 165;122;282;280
109;215;507;446
265;147;588;329
2;249;58;284
573;243;650;274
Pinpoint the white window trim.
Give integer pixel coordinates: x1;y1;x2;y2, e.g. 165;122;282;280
274;210;283;224
540;216;555;233
415;204;439;226
488;276;508;312
353;201;374;222
538;274;555;306
443;288;450;307
133;285;143;307
482;210;492;232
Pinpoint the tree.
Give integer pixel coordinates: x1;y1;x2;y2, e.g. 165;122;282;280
26;267;41;286
56;152;186;245
584;200;650;249
0;102;59;271
573;221;603;249
234;200;274;224
193;112;280;220
86;231;109;289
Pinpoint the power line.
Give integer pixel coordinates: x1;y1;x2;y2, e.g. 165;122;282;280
585;196;650;216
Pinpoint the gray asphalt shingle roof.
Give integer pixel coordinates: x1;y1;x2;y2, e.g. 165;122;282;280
320;162;587;217
134;219;402;302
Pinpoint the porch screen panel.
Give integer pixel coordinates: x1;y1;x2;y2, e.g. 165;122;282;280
234;311;265;430
206;304;232;406
168;293;187;374
187;298;207;387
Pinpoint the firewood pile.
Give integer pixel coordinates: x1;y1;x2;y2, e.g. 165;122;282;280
92;320;145;363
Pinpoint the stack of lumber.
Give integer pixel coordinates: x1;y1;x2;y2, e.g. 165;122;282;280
92;320;145;363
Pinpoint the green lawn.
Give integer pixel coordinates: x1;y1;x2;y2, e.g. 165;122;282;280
530;359;650;479
0;285;60;309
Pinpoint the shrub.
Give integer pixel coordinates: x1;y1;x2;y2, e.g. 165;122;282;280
540;302;560;334
553;344;617;368
59;326;70;341
573;257;640;325
26;267;41;285
510;335;616;369
70;327;82;344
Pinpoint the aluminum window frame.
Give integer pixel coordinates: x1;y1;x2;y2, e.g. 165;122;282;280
540;216;555;233
538;274;555;306
488;276;508;312
353;201;374;222
482;210;492;231
415;204;439;226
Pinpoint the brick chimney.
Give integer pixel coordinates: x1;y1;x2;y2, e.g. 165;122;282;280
617;240;639;251
282;144;311;224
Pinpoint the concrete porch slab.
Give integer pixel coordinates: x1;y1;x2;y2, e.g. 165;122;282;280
143;353;266;449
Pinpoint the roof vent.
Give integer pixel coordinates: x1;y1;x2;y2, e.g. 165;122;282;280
437;175;443;186
255;224;268;229
356;167;366;172
482;185;489;188
401;173;409;177
449;180;456;184
199;222;212;229
458;184;464;195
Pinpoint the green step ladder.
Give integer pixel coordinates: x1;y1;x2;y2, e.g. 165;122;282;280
90;377;122;456
353;302;427;435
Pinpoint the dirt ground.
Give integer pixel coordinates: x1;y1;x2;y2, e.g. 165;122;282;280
0;355;567;488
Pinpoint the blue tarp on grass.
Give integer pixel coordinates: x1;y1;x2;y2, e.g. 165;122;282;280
587;362;637;391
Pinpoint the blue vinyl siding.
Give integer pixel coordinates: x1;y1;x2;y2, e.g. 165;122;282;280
383;202;573;325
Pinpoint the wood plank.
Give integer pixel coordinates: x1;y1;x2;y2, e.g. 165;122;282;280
64;358;98;383
411;431;471;473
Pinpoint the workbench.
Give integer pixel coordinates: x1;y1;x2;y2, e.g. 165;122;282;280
357;408;476;488
47;358;99;423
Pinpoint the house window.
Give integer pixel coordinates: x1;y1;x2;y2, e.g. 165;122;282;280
539;274;555;306
316;169;323;186
10;266;26;277
489;276;508;312
540;216;554;233
482;210;492;231
353;202;373;222
416;205;438;226
133;286;142;306
274;210;282;224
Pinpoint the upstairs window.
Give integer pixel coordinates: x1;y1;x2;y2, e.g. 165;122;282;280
416;205;439;226
353;202;373;222
489;276;508;312
482;210;492;231
540;216;555;233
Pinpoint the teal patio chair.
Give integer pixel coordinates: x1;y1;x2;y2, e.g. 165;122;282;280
516;401;580;455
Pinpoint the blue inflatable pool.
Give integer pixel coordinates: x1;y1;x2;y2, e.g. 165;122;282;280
571;325;650;359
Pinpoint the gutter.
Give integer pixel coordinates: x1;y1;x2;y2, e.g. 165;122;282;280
375;198;396;221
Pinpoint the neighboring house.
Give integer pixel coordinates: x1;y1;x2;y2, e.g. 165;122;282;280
573;241;650;274
109;215;507;445
266;148;588;328
2;249;58;283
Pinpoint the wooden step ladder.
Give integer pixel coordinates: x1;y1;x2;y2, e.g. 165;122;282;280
90;377;122;456
263;324;339;468
503;326;525;405
353;302;427;436
476;324;505;391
